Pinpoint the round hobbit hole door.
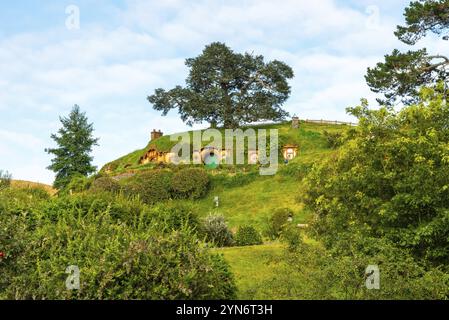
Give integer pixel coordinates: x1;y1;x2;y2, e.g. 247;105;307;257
204;151;219;169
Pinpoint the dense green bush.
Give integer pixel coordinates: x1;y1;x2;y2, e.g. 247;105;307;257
90;177;121;194
266;208;293;240
122;170;173;204
64;175;92;194
148;202;200;233
303;90;449;266
38;192;145;224
263;236;449;300
235;226;263;246
171;168;209;199
202;215;234;247
0;191;237;299
0;170;12;190
322;130;343;149
278;163;312;180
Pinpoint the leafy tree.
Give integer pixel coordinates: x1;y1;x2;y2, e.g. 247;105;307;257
45;105;99;190
366;0;449;105
148;42;294;128
303;87;449;266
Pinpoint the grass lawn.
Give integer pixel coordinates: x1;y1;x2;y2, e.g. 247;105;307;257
187;175;311;230
212;242;287;299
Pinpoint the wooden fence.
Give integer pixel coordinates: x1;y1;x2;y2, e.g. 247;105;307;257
303;119;358;126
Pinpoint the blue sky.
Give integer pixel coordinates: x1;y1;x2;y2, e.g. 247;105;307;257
0;0;443;184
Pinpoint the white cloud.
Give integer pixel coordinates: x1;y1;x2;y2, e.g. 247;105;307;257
0;0;442;184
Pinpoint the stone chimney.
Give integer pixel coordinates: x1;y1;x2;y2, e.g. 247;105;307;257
151;129;163;141
292;115;299;129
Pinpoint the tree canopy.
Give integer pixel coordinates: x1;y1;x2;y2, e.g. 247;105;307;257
303;86;449;266
366;0;449;105
148;42;294;128
45;105;99;189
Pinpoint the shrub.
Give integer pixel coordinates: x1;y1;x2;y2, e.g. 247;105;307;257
122;170;173;204
323;130;343;149
148;202;200;233
305;91;449;265
266;208;293;240
235;226;263;246
281;224;304;251
1;193;237;299
90;177;121;194
278;163;311;180
258;237;449;300
38;192;146;224
64;175;92;194
0;170;12;190
202;215;234;247
171;168;210;199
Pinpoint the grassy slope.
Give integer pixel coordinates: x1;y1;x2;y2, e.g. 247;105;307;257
11;180;57;195
212;243;286;299
101;121;346;173
104;121;348;298
184;175;310;230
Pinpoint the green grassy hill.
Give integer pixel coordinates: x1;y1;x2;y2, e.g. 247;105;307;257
101;120;350;298
101;121;346;174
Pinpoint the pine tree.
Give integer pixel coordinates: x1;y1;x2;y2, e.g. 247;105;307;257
46;105;99;189
366;0;449;105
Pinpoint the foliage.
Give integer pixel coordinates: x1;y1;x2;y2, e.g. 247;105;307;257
202;215;234;247
148;42;294;128
63;175;92;194
303;89;449;266
171;168;210;199
234;226;263;246
0;190;237;300
323;130;344;149
395;0;449;45
265;208;294;240
261;237;449;300
122;170;174;205
0;170;12;190
148;202;201;233
366;1;449;105
90;177;121;194
45;105;99;189
278;162;312;180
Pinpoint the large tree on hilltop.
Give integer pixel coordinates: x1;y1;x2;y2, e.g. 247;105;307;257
148;42;294;128
46;105;99;189
366;0;449;105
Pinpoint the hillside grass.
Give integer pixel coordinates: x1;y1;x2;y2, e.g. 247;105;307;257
99;121;349;298
182;174;311;230
212;242;286;299
11;180;57;195
101;121;349;173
